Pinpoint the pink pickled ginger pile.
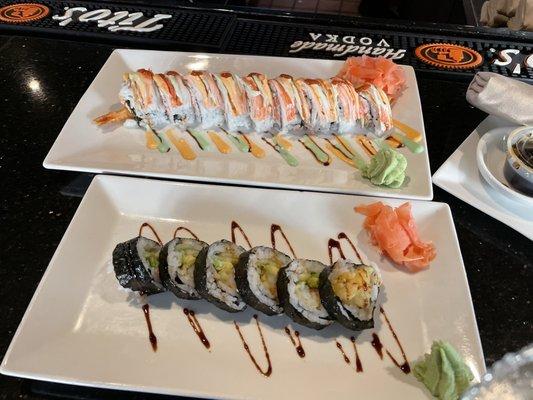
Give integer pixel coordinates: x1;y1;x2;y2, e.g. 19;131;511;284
337;56;407;102
355;202;436;272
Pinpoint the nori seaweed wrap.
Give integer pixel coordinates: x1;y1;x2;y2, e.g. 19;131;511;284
112;236;165;295
159;237;208;299
277;259;332;330
194;239;247;313
235;246;291;315
319;259;382;331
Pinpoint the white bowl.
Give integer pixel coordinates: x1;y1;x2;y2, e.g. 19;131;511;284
476;127;533;206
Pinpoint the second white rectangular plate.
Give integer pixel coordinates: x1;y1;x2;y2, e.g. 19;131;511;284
43;49;432;200
2;175;481;399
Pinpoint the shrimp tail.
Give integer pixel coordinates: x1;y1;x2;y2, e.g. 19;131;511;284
93;107;132;126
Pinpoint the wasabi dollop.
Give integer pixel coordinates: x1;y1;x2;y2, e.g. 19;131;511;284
362;147;407;188
413;341;474;400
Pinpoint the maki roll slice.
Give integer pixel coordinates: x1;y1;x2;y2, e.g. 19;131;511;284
357;84;393;137
319;259;382;331
277;259;333;330
159;237;209;299
194;240;247;313
235;246;292;315
112;236;165;295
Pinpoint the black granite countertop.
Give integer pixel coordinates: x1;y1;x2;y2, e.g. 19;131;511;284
0;34;531;400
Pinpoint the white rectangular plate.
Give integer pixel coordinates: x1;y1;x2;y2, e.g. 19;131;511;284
433;116;533;240
43;49;432;200
2;175;482;399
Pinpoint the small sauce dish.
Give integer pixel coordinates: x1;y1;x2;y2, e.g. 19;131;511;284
476;127;533;206
504;126;533;197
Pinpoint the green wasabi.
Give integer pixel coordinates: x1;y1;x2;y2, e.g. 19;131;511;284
414;341;474;400
362;147;407;188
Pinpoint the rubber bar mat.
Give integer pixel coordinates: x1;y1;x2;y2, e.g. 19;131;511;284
0;0;531;80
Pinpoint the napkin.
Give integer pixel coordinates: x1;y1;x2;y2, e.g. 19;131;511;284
466;72;533;126
480;0;533;30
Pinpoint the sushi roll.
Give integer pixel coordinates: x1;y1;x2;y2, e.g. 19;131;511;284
194;240;247;313
161;71;197;127
295;79;337;136
241;73;275;133
357;84;393;137
158;237;208;299
269;75;303;134
112;236;165;295
331;77;365;135
119;69;171;130
277;259;332;330
184;70;225;129
235;246;291;315
214;72;253;132
318;259;382;331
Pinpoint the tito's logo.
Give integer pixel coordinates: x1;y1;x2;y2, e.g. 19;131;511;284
0;3;49;23
415;43;483;70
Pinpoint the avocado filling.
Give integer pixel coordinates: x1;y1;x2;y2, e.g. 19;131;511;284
295;271;321;309
146;251;160;270
257;257;286;297
212;250;240;290
175;243;200;272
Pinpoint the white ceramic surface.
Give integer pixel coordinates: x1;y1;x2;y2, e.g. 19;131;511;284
476;128;533;206
43;49;432;200
2;175;483;399
433;116;533;240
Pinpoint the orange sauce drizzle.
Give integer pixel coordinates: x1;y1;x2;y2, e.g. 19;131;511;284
208;131;231;154
167;130;197;160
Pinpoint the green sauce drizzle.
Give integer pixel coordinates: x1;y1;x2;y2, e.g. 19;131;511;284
226;133;250;152
300;135;330;164
188;129;212;151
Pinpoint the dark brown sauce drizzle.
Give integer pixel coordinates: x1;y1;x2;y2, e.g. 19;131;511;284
142;304;158;352
335;341;350;364
173;226;199;240
183;308;210;349
231;221;252;249
270;224;297;258
186;129;205;150
380;307;411;374
234;315;272;377
351;336;363;372
371;333;384;359
261;137;277;151
337;232;363;263
138;222;163;245
240;133;253;153
284;327;305;358
327;238;346;264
